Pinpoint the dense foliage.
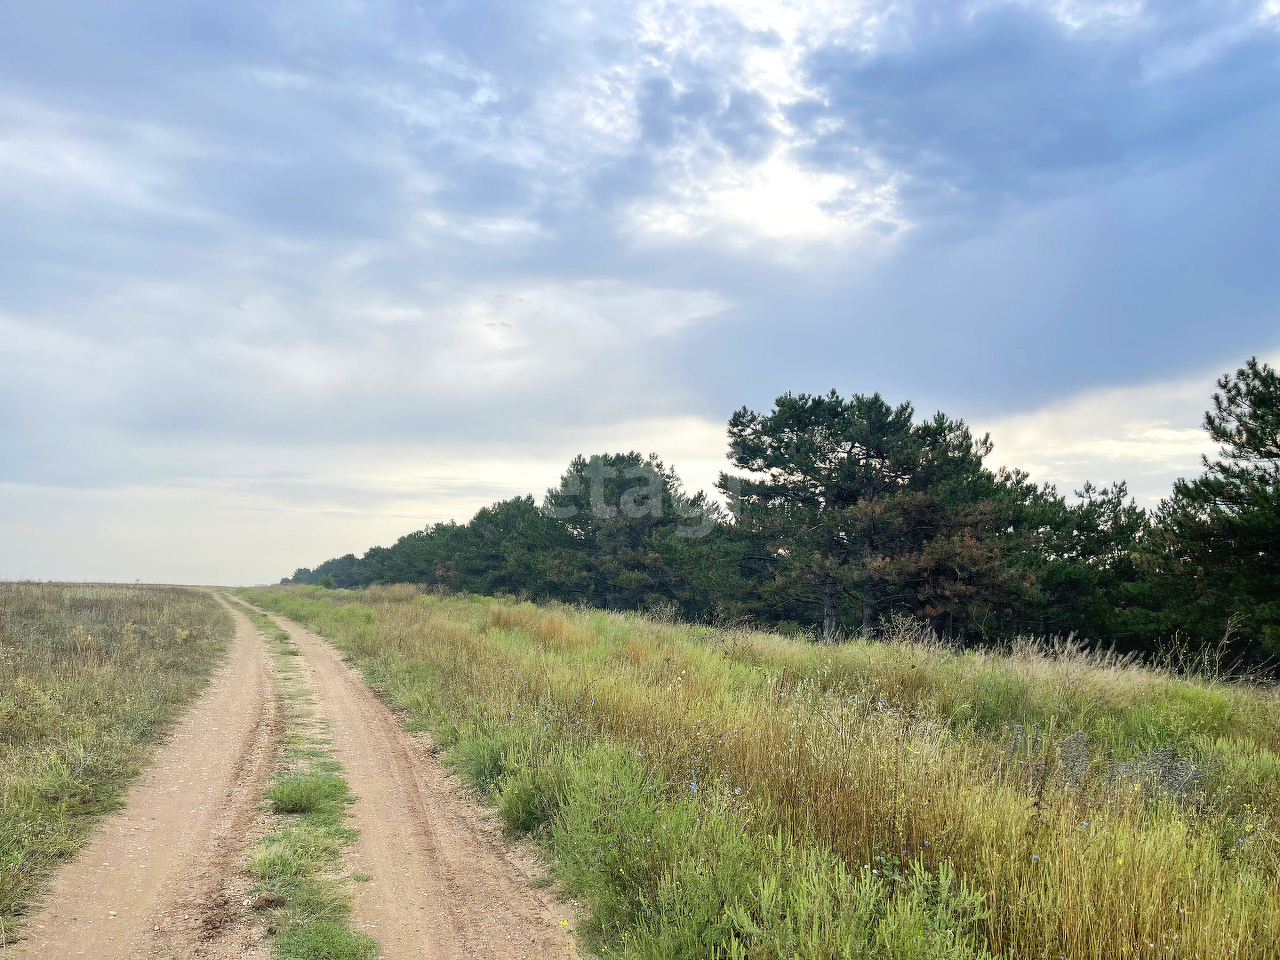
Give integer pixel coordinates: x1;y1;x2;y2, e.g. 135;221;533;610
285;358;1280;661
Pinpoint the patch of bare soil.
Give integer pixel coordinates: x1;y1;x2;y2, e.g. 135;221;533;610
262;609;578;960
2;597;279;960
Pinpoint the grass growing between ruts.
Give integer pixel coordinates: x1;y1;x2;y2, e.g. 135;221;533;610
240;585;1280;960
226;597;378;960
0;583;231;943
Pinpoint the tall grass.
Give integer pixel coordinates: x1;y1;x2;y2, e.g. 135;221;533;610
241;585;1280;959
0;582;232;941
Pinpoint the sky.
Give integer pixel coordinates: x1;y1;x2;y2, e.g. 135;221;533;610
1;0;1277;585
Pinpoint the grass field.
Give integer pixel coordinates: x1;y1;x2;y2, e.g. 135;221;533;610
0;582;232;941
240;584;1280;960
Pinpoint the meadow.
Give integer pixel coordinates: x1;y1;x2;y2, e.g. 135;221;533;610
0;582;232;941
240;584;1280;960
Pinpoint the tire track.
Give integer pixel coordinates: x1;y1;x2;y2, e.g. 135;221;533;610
256;606;576;960
3;596;279;960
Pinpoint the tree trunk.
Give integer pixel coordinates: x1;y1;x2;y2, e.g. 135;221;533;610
822;576;839;643
862;562;877;636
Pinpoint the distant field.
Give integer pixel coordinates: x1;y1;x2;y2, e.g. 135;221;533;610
0;583;231;940
242;584;1280;960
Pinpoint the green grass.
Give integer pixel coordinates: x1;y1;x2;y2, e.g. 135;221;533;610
274;921;378;960
230;596;378;960
0;582;232;942
240;584;1280;960
267;774;349;815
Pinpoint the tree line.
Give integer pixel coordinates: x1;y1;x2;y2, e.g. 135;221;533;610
287;358;1279;660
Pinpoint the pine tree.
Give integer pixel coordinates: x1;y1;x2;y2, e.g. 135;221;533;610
718;391;994;640
542;452;721;611
1157;358;1280;656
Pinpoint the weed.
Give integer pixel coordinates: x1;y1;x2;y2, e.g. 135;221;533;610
267;774;349;816
273;921;378;960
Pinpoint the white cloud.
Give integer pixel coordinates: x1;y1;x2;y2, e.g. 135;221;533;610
209;277;731;403
0;267;730;435
977;361;1255;505
623;0;910;249
630;149;904;247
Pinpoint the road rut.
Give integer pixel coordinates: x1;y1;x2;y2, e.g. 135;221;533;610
4;596;278;960
261;608;576;960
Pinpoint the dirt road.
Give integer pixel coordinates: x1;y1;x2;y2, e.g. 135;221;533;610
262;608;576;960
4;598;279;960
6;596;574;960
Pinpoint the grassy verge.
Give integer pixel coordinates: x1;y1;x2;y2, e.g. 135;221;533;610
0;583;232;942
239;585;1280;960
226;598;378;960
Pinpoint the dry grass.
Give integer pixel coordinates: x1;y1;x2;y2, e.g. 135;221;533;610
0;582;232;940
244;585;1280;959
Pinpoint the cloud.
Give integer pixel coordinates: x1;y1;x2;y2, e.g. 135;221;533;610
636;79;777;161
794;0;1280;218
0;273;728;487
0;0;1276;581
0;414;731;584
976;357;1275;506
